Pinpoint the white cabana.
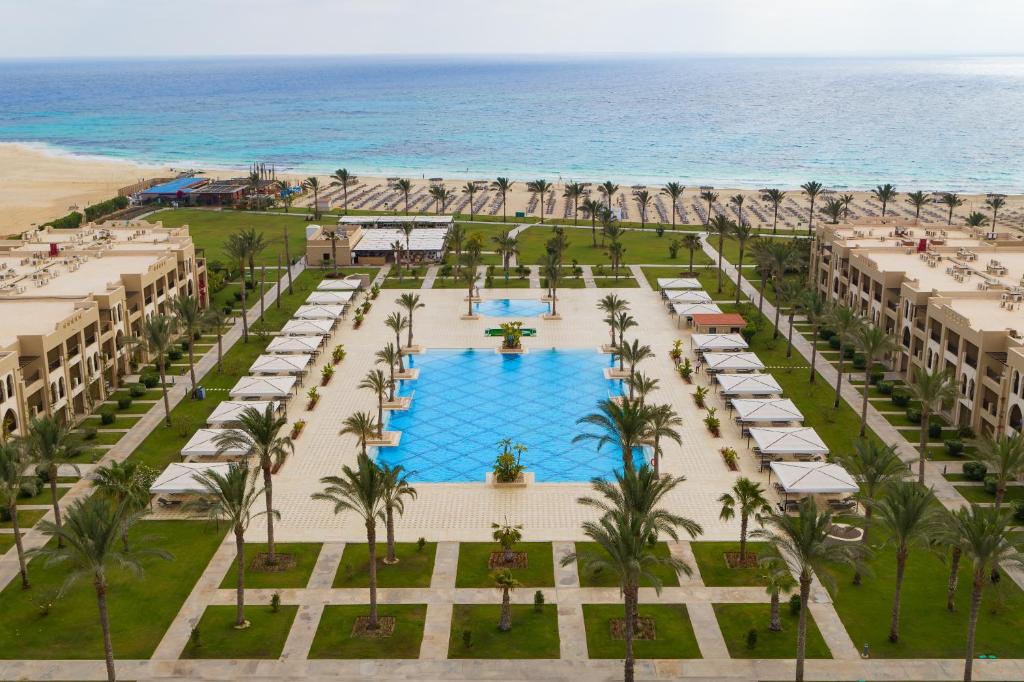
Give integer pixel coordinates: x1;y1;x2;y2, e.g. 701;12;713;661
317;278;362;291
151;462;233;495
702;352;765;373
671;302;722;326
732;398;804;424
249;353;312;375
769;461;858;495
667;290;713;304
716;373;783;396
281;319;334;336
749;427;828;455
657;277;702;290
306;290;354;305
691;333;749;353
229;376;297;399
180;429;253;460
266;335;325;354
293;304;345;320
208;400;280;426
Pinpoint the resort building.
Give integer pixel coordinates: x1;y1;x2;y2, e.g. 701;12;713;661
305;215;453;266
0;221;205;435
813;220;1024;435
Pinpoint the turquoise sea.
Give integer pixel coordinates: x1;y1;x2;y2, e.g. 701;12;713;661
0;55;1021;191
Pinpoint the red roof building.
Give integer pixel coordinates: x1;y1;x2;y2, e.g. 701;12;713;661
690;313;746;334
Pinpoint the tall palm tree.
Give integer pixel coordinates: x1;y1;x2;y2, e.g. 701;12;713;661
384;312;409;372
33;496;171;682
718;477;771;562
215;404;292;564
303;176;322;219
850;324;896;436
91;460;153;551
274;179;294;213
329;168;356;214
574;397;651;471
446;223;465;275
379;462;417;564
613;311;638;350
138;314;175;426
707;215;734;294
359;369;393;439
765;240;799;338
598;181;619;219
580;197;603;247
820;197;844;224
633;189;652;229
906;367;958;482
341;411;377;457
761;554;797;632
171;294;202;391
393;178;413;215
312;454;390;629
460;251;482;317
597;293;628;347
490;177;513;224
941;506;1024;682
752;500;860;682
240;227;266;284
940;191;964;225
800;181;823;235
396;292;424;349
541;251;562;316
872;183;898;219
203;305;231;373
874;481;943;643
986;194;1006;230
750;238;774;314
681;232;702;275
730;221;754;304
28;416;83;546
527;179;552;223
563;182;583;225
223;232;250;343
777;279;804;359
905;191;931;223
324;229;341;277
188;465;270;629
643;403;681;477
699;190;719;226
0;438;36;588
661;182;685;230
375;343;401;400
605;226;625;280
973;434;1024;509
828;303;863;408
619;339;654;392
761;188;786;234
964;211;989;227
461;181;477;220
840;193;855;222
729;193;745;226
492;230;519;279
801;290;827;383
493;569;520;632
627;372;659;406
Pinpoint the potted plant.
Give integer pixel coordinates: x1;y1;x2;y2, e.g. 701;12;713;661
499;321;524;352
669;340;683;365
693;385;709;408
291;420;306;439
370;284;381;299
720;446;739;471
489;438;528;485
354;312;364;328
332;345;346;365
704;407;721;437
678;357;693;383
321;364;334;386
307;386;319;410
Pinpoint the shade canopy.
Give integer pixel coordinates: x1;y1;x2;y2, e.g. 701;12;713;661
732;398;804;423
293;304;345;319
208;400;280;425
691;333;749;352
151;462;233;495
716;373;783;396
249;353;312;375
229;376;297;398
672;302;723;317
317;278;362;291
667;290;713;304
702;352;765;372
657;277;702;290
306;290;354;305
180;429;253;458
266;335;325;354
769;461;858;494
281;319;334;335
749;427;828;455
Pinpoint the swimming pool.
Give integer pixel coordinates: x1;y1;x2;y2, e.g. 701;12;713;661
473;299;550;318
375;349;644;482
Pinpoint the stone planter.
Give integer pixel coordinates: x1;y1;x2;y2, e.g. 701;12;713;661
497;347;527;354
485;472;535;487
541;313;562;320
461;314;480;320
366;431;402;447
395;368;420;380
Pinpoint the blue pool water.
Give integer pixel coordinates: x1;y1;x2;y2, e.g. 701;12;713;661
375;349;643;482
473;299;550;318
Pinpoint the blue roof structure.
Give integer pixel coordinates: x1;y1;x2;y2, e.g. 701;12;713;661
140;177;206;196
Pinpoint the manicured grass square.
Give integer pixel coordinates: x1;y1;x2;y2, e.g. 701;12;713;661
582;604;700;659
334;542;436;588
17;486;69;507
308;604;427;658
0;509;46;529
575;541;679;588
955;484;1024;504
0;535;15;553
77;431;124;446
455;542;554;588
219;543;322;589
181;604;297;659
690;541;769;587
448;604;560;659
714;603;831;658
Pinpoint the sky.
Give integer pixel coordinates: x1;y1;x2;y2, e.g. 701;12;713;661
2;0;1023;59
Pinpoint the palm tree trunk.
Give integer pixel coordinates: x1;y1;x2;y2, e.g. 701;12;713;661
385;506;398;564
716;237;724;293
377;399;384;438
653;436;661;477
963;575;984;681
367;522;379;628
239;260;249;343
758;274;767;313
773;291;782;340
947;547;961;611
187;342;196;393
623;585;637;682
262;464;276;563
860;379;870;437
994;483;1005;510
739;514;749;560
796;575;811;682
773;206;778;234
49;468;64;547
734;247;745;304
853;507;870;586
834;346;846;408
216;333;223;373
94;576;116;682
786;312;795;358
283;227;293;295
889;551;907;642
809;328;818;383
499;587;512;632
688;249;694;275
235;528;246;626
10;504;29;588
919;407;930;484
769;591;782;631
407;314;414;348
395;334;405;373
159;359;170;427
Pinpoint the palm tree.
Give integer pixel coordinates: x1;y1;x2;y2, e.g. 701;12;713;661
707;215;734;294
850;324;896;436
752;500;860;682
633;190;652;229
800;181;823;235
729;193;745;226
323;229;341;277
359;369;393;439
681;232;702;275
973;434;1024;509
750;239;774;314
223;232;250;343
718;477;771;562
303;176;322;219
761;555;797;632
491;230;519;280
563;182;583;225
661;182;685;230
699;190;719;226
375;343;401;401
828;303;862;407
215;404;292;563
493;569;520;632
730;221;754;304
765;240;799;338
341;411;377;457
91;460;153;551
393;178;413;215
801;290;827;382
872;183;898;219
0;438;36;588
137;314;175;426
840;193;855;222
619;339;654;392
461;181;477;220
761;188;786;234
274;179;294;213
574;397;651;471
820;197;844;224
329;168;356;214
540;251;562;316
313;454;390;628
904;367;957;482
395;292;424;349
461;251;482;317
384;312;409;372
940;192;964;225
597;294;628;347
873;481;943;643
379;462;417;565
986;194;1006;230
905;191;931;223
643;404;681;476
170;294;202;391
612;311;638;350
33;496;171;682
490;177;513;224
606;228;625;280
188;465;269;629
964;211;989;227
240;227;266;284
28;416;83;546
777;279;804;359
580;197;603;247
941;506;1024;682
627;372;659;406
203;306;231;373
526;179;552;223
598;181;619;219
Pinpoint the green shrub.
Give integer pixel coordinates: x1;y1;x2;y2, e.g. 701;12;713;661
944;440;965;457
892;390;910;407
83;195;129;222
1013;500;1024;523
828;336;841;350
877;380;894;395
868;369;885;385
819;328;835;340
82;427;98;440
99;407;116;425
167;348;183;361
117;396;132;410
180;339;191;351
141;373;159;389
842;346;855;360
746;628;758;650
983;474;997;495
852;353;866;369
44;211;83;229
788;594;801;615
129;382;147;397
233;291;243;301
928;422;942;439
962;461;987;481
958;425;976;440
906;407;922;424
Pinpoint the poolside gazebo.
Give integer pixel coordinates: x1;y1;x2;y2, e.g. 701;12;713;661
180;429;253;462
716;373;783;396
671;302;723;327
249;353;312;377
207;400;281;426
691;333;748;354
266;335;325;355
317;278;363;292
281;319;335;336
768;461;858;511
229;376;297;399
293;304;345;320
657;277;702;292
702;352;765;373
151;462;232;502
305;290;355;306
731;398;804;425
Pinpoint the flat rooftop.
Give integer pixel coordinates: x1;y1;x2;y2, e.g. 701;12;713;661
856;250;1024;295
0;251;168;298
943;297;1024;334
339;215;453;226
0;299;85;348
352;228;448;253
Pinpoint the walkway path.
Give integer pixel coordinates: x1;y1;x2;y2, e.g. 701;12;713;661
528;265;541;289
421;265;440;289
580;265;596;288
630;264;653;291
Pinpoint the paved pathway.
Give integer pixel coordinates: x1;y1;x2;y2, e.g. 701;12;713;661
507;223;532;238
421;265;440;289
580;264;596;288
528;264;541;289
630;264;653;291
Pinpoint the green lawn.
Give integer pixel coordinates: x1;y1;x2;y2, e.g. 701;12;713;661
182;605;297;659
0;521;223;659
0;509;47;529
954;485;1024;504
594;277;640;288
219;543;322;589
16;485;69;507
308;604;427;658
486;277;533;289
640;265;742;300
76;431;124;446
455;542;554;588
575;541;679;588
334;542;436;588
582;603;700;659
0;535;14;553
448;604;560;659
690;541;770;587
109;388;164;402
517;226;714;266
103;400;160;415
714;603;831;658
81;414;143;431
151;209;310;266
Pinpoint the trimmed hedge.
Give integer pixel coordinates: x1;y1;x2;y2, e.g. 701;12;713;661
84;195;129;222
45;211;83;229
962;461;987;481
944;439;965;457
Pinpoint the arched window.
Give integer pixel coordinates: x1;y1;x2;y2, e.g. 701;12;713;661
1014;370;1020;396
5;375;12;398
1010;404;1023;432
58;377;65;399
